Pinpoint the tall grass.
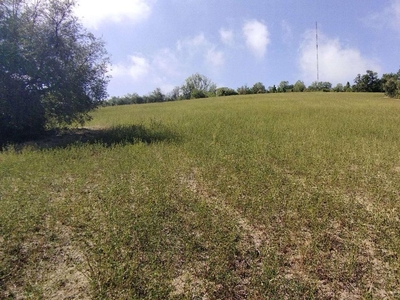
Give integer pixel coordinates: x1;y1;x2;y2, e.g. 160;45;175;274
1;93;399;299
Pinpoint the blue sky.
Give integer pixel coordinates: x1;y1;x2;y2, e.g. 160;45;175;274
74;0;400;97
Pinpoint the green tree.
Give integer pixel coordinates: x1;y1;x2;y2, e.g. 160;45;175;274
237;85;252;95
381;71;400;98
308;81;332;92
190;89;207;99
146;88;165;103
333;83;344;92
353;70;382;92
216;87;238;96
293;80;306;92
345;82;352;92
166;86;181;101
0;0;109;142
251;82;267;94
268;85;277;93
278;81;291;93
180;73;216;99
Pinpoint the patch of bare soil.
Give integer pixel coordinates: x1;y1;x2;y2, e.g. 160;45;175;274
4;222;91;299
41;244;90;299
170;269;222;300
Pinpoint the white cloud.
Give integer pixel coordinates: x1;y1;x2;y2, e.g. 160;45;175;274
74;0;153;28
385;0;400;29
111;55;151;81
110;32;226;95
364;0;400;31
220;28;234;46
281;20;293;44
206;48;225;69
153;48;183;78
176;33;208;53
243;20;270;59
299;30;381;84
128;56;151;80
177;33;225;71
109;48;187;95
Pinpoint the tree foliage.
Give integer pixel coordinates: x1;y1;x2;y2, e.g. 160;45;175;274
277;81;291;93
353;70;382;92
216;87;238;97
105;67;400;108
147;88;165;103
293;80;306;92
0;0;109;142
107;93;144;106
307;81;332;92
237;85;252;95
106;88;172;106
332;83;344;92
345;82;352;92
381;71;400;98
180;73;217;99
268;85;277;93
251;82;267;94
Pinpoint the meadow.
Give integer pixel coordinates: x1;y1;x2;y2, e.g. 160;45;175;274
1;92;399;299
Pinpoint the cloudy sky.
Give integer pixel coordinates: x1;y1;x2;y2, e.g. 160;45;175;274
74;0;400;97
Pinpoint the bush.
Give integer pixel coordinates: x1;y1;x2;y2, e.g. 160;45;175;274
216;87;238;97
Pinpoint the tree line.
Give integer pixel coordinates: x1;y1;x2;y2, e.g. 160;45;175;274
106;69;400;106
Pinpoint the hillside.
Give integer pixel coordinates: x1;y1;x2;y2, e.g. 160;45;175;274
1;93;399;299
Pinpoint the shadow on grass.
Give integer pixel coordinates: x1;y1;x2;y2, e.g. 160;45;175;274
2;123;180;151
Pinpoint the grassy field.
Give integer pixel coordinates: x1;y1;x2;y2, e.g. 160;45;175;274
1;92;399;299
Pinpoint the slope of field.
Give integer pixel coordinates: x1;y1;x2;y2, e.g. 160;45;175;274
1;93;399;299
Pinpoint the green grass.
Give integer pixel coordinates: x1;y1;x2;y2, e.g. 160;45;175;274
1;92;400;299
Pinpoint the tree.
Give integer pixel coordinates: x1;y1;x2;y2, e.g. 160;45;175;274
237;85;252;95
166;86;181;101
332;83;344;92
251;82;267;94
268;85;277;93
381;71;400;98
308;81;332;92
146;88;165;103
180;73;216;99
293;80;306;92
0;0;109;142
278;81;290;93
353;70;382;92
345;82;352;92
216;87;238;96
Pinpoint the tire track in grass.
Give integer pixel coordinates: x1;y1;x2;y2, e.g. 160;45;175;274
174;168;269;298
182;169;268;251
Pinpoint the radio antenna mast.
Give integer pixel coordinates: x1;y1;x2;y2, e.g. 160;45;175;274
316;22;319;83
